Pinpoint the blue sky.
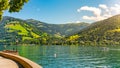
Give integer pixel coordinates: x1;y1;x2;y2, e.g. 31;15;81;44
4;0;120;24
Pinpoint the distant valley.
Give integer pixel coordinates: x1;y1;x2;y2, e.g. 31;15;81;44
0;16;89;45
1;14;120;45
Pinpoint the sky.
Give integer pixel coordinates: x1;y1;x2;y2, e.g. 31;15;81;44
3;0;120;24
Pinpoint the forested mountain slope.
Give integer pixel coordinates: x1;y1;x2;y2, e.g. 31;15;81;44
67;14;120;45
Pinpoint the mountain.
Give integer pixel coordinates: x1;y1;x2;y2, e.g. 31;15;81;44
26;19;89;36
0;16;89;45
0;16;50;45
67;14;120;45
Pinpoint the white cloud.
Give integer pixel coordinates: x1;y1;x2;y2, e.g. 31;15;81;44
76;21;81;23
110;4;120;14
99;4;107;9
83;16;105;21
83;16;95;20
66;21;81;23
77;4;120;21
99;4;112;18
80;6;101;17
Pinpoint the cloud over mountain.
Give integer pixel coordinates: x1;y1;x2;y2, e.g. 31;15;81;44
77;4;120;21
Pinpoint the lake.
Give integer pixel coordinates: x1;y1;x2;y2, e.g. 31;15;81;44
1;45;120;68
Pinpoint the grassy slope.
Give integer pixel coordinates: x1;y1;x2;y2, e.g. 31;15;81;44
4;21;40;41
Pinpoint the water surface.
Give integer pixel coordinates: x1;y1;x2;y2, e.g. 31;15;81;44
1;45;120;68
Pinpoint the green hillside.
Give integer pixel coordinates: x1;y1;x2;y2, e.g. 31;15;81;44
5;21;40;40
26;19;89;36
67;14;120;45
0;17;50;45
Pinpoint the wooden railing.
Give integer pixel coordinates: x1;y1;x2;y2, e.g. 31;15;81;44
0;52;42;68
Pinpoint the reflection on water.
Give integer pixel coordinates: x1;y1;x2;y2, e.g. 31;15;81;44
1;45;120;68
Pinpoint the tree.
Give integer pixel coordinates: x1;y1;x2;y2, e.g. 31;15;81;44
0;0;29;20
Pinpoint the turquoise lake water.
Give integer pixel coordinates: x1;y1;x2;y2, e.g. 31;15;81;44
1;45;120;68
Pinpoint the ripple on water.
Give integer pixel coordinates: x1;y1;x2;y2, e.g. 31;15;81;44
95;65;111;68
81;57;106;61
90;60;106;64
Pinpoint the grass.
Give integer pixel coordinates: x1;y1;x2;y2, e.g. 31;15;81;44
22;37;32;41
5;21;41;41
5;22;28;36
31;32;40;38
108;29;120;32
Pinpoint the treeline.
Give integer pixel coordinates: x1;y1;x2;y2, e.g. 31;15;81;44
64;14;120;46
